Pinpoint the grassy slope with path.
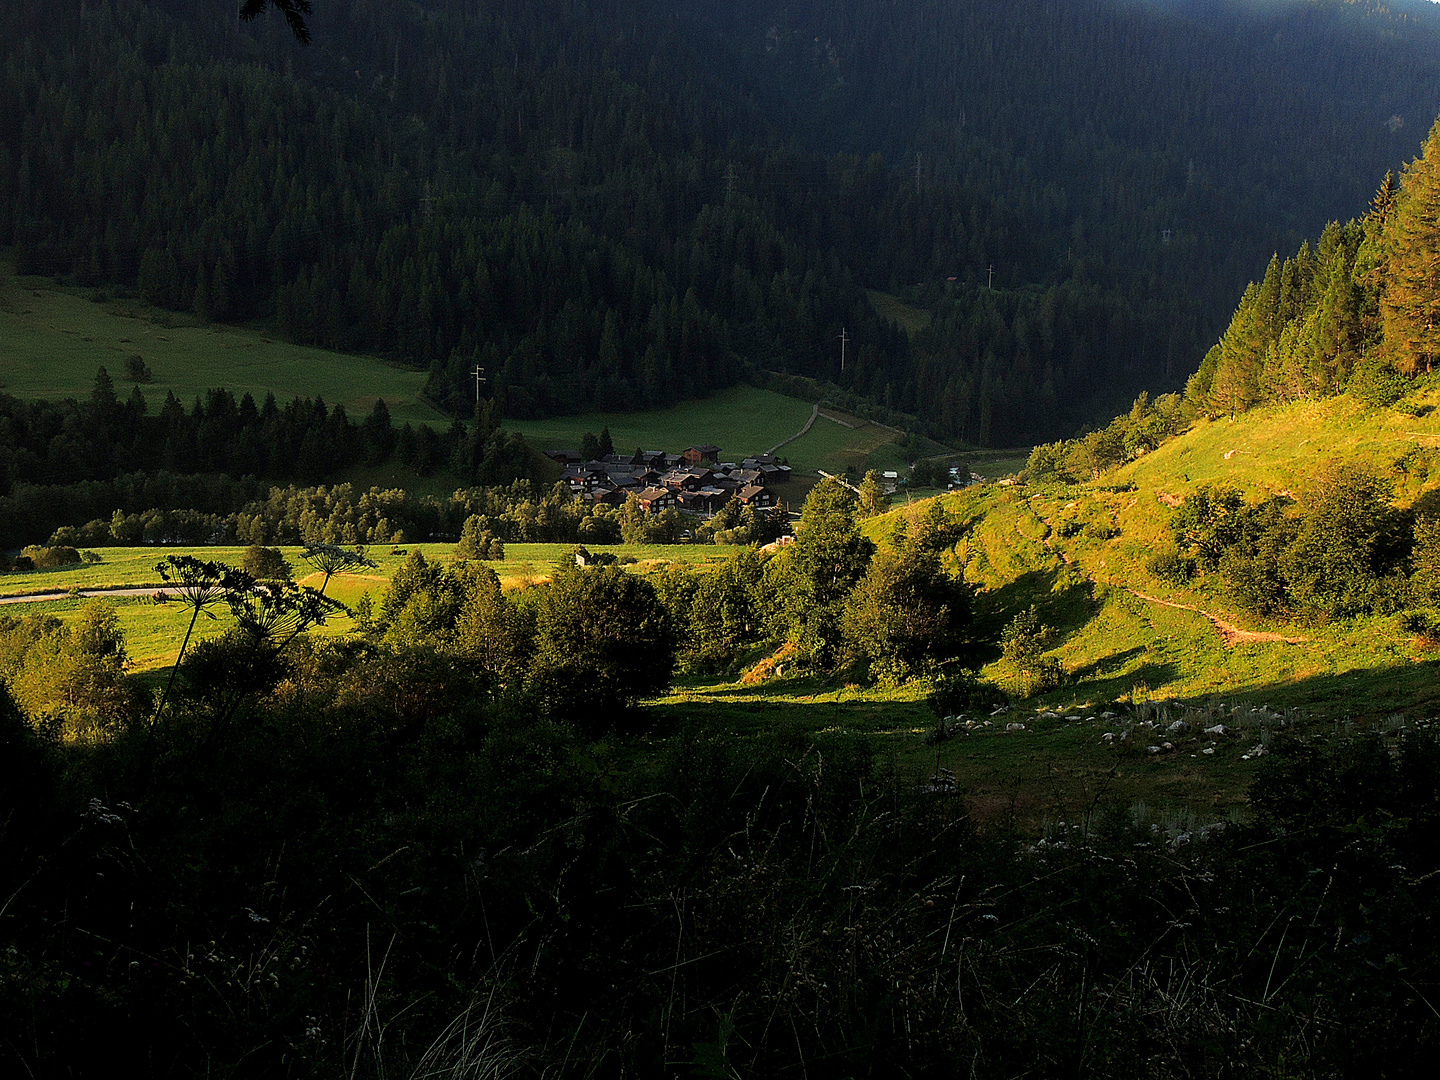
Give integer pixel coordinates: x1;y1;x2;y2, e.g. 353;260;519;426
651;389;1440;828
0;268;447;425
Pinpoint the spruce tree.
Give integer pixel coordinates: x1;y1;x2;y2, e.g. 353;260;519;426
1381;121;1440;375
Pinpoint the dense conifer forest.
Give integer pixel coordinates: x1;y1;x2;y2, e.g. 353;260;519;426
5;0;1440;442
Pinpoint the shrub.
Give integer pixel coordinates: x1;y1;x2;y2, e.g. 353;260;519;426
1347;355;1409;408
1001;605;1061;697
529;565;676;730
241;544;291;581
20;545;82;569
1146;547;1195;583
123;354;153;382
926;668;1007;717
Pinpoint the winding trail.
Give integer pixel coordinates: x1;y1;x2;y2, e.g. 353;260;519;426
1015;503;1307;649
1124;589;1308;647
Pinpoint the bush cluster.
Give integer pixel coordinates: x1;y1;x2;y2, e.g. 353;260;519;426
1171;463;1418;620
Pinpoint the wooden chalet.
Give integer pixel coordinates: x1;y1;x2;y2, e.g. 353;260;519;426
589;488;628;507
684;444;721;466
677;487;732;515
737;484;775;508
636;486;676;514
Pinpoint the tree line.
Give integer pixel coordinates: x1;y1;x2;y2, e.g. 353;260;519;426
0;370;537;547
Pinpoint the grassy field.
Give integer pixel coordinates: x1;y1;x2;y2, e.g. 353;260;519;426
0;266;448;426
0;267;938;478
505;385;814;459
505;385;931;475
0;541;735;671
1119;388;1440;501
866;289;931;336
782;410;908;473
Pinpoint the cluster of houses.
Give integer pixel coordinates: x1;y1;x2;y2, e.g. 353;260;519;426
545;444;791;517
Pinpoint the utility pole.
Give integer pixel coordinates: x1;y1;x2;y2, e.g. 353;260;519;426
988;265;994;289
839;327;849;373
725;162;736;196
471;365;487;404
422;181;433;223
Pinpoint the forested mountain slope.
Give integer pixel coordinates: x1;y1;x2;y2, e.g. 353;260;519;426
4;0;1440;443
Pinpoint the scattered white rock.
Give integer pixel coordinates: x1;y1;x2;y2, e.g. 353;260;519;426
1201;747;1215;755
1065;715;1082;721
1006;722;1027;732
1101;732;1116;742
1161;741;1174;751
1101;711;1117;719
1203;724;1227;736
1147;745;1163;754
1167;720;1189;734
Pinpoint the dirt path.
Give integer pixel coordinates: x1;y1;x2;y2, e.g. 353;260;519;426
1018;504;1307;649
765;402;820;456
1124;588;1308;647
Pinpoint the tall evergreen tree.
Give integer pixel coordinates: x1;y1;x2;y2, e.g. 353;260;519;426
1381;120;1440;375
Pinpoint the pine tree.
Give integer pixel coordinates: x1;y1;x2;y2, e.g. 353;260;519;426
1381;121;1440;375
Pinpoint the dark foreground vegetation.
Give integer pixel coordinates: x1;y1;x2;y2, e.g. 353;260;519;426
5;675;1440;1076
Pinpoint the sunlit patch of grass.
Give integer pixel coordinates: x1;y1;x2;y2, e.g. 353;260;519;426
0;266;446;425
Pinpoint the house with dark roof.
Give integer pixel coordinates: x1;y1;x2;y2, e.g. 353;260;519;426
677;487;732;516
737;484;775;508
589;488;628;507
636;486;676;514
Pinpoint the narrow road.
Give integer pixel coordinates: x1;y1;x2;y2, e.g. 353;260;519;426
765;402;820;456
0;586;168;606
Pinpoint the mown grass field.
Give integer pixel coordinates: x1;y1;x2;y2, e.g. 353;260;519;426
505;385;933;476
781;410;908;473
0;266;447;425
505;384;814;458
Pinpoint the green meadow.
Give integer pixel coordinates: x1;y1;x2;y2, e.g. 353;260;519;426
0;268;447;426
0;269;937;479
504;384;814;458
